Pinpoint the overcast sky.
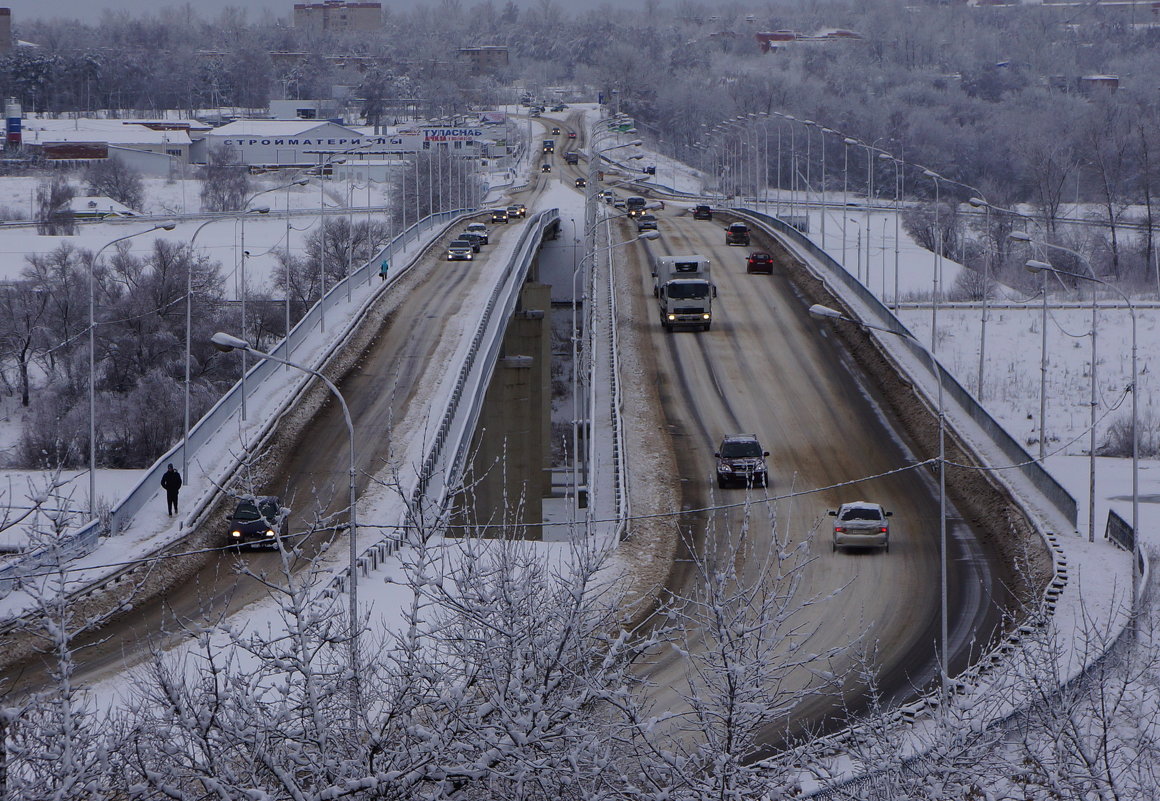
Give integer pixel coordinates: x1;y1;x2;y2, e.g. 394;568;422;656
6;0;580;26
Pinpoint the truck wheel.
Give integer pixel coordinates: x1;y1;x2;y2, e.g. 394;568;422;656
717;477;726;489
703;323;711;332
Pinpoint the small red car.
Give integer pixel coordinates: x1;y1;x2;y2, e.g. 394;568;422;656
568;131;577;139
746;252;774;274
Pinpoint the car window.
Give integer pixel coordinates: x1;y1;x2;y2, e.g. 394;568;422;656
721;440;762;458
840;507;882;521
233;501;261;521
257;499;281;520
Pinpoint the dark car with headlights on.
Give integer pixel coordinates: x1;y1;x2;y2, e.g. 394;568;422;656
714;434;770;488
490;208;510;224
506;203;526;219
227;496;289;549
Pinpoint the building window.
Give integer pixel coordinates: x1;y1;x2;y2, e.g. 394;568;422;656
166;149;182;157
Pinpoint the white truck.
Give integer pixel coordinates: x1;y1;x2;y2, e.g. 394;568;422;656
652;254;715;331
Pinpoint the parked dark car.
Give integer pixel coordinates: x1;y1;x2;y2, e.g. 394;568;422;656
227;496;289;549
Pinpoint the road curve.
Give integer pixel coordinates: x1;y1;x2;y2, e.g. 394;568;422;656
610;202;1011;750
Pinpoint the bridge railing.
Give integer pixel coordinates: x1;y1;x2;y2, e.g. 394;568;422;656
746;209;1078;527
0;207;474;599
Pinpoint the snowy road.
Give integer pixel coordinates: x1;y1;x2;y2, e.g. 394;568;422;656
612;204;1009;747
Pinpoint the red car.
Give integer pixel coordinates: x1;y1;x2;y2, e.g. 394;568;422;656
746;252;774;274
568;131;577;139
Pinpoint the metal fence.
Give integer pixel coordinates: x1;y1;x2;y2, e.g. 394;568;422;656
0;207;472;598
747;209;1078;528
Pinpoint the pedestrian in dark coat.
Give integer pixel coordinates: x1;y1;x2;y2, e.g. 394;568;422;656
161;464;182;515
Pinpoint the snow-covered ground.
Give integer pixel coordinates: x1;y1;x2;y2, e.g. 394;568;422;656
0;109;1152;745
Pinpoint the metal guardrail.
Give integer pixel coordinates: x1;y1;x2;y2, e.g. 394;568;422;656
326;208;561;594
746;209;1078;528
0;207;473;598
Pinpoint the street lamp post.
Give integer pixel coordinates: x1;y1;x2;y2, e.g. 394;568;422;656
923;169;942;353
210;331;362;695
843;138;856;269
809;302;949;708
1023;260;1138;578
570;228;659;507
1019;237;1117;549
90;221;176;517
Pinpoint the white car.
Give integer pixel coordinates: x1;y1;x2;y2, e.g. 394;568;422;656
830;501;892;552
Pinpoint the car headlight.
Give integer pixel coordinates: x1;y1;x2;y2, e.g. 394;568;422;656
667;314;676;321
231;530;242;538
703;314;711;320
265;529;276;537
718;465;733;473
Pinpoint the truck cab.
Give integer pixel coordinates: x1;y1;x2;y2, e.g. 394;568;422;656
625;196;648;218
653;254;715;332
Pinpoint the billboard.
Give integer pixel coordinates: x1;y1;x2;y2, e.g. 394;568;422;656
478;111;507;125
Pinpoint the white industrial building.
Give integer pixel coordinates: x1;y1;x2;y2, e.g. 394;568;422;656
197;119;490;172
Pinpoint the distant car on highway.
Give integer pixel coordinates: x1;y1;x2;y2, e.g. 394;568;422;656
636;213;658;232
692;205;713;220
506;203;526;219
714;434;770;488
575;177;587;188
551;126;561;135
447;239;475;260
830;501;892;552
458;232;485;252
551;103;567;112
490;208;510;224
568;131;577;139
746;252;773;274
541;163;552;173
725;222;751;246
227;496;289;549
465;222;490;244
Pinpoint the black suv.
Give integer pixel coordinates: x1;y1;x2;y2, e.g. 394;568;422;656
715;435;770;488
692;205;713;220
227;496;289;549
725;222;751;246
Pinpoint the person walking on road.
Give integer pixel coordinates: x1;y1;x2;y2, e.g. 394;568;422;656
161;464;182;515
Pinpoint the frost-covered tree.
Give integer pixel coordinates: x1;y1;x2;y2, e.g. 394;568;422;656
199;144;250;213
82;158;144;212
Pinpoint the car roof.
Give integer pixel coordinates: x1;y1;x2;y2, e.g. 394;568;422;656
721;433;759;443
838;501;884;511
